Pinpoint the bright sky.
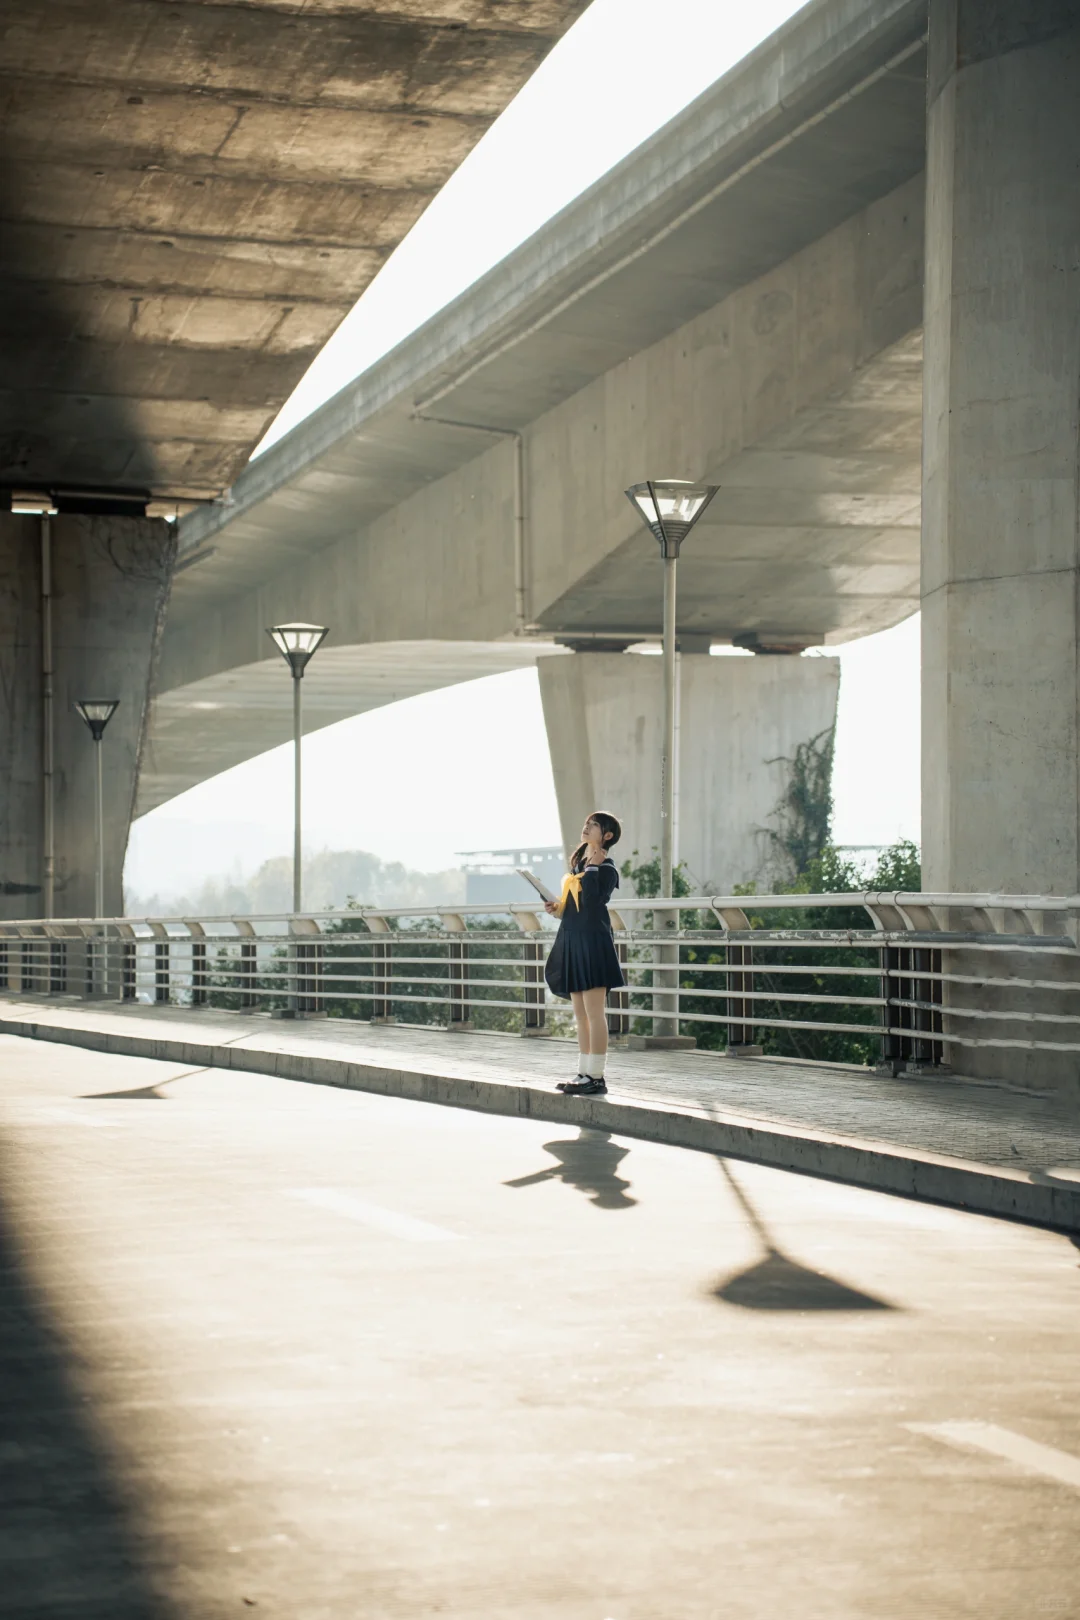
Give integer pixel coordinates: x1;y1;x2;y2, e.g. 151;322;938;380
127;0;923;898
255;0;813;453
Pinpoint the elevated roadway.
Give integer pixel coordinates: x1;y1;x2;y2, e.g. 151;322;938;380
0;0;588;918
152;0;929;887
0;0;587;500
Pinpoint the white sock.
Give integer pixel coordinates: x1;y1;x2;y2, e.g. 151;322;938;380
586;1051;607;1080
578;1051;589;1074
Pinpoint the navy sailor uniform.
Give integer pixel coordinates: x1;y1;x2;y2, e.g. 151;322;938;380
544;856;627;999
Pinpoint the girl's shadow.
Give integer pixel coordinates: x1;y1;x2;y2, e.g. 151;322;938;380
504;1128;637;1210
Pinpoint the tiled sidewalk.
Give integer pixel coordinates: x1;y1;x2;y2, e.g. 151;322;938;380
2;996;1077;1176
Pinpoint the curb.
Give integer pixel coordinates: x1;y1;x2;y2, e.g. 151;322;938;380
3;1010;1079;1235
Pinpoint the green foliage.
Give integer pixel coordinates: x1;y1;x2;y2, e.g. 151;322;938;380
866;837;921;892
762;726;835;884
319;906;534;1033
672;835;922;1066
619;849;693;899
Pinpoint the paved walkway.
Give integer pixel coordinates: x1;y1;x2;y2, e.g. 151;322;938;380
2;997;1078;1230
5;1034;1080;1619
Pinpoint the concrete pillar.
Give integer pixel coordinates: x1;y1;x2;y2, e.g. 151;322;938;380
0;513;174;920
537;652;839;892
922;1;1080;894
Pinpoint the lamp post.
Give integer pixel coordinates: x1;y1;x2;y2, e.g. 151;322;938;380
266;623;328;913
624;481;718;900
74;699;119;919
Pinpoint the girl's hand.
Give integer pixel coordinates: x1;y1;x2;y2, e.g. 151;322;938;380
544;900;558;914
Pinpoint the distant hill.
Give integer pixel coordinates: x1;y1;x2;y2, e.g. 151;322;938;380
125;848;465;917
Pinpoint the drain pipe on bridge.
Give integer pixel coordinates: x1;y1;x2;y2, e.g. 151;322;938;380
410;408;528;635
41;513;55;919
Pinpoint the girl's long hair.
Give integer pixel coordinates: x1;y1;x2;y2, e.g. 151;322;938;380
570;810;622;872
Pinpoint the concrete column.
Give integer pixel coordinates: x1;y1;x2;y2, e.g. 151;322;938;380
922;2;1080;894
537;651;839;892
0;513;174;920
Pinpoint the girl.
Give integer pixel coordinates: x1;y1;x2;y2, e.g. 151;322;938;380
543;811;626;1096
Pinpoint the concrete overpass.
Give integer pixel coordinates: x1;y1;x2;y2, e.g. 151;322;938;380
152;0;930;892
0;0;588;498
5;0;1079;982
0;0;590;916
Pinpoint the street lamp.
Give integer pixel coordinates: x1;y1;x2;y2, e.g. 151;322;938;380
74;699;119;919
624;480;718;901
266;623;328;913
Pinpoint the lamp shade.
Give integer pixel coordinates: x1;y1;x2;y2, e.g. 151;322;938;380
74;699;119;741
625;480;718;559
266;622;329;677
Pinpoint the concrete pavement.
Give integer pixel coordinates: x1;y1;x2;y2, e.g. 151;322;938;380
2;997;1079;1233
1;1033;1078;1618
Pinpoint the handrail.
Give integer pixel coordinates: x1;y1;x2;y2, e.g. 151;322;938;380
2;890;1079;931
2;892;1077;1073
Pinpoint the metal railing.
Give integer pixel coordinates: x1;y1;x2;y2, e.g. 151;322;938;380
2;891;1080;1069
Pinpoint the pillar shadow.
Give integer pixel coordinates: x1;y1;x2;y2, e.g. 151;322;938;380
710;1159;895;1312
0;1142;179;1618
504;1128;637;1210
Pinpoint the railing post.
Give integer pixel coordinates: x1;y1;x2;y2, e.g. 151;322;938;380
236;923;257;1010
607;908;629;1040
513;909;549;1037
294;925;325;1017
877;941;910;1076
153;926;170;1004
121;938;136;1000
905;944;944;1073
48;936;67;996
367;917;394;1023
638;905;695;1050
190;924;208;1008
726;941;762;1056
441;913;472;1032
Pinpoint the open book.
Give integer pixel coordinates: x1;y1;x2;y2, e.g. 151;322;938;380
516;868;557;904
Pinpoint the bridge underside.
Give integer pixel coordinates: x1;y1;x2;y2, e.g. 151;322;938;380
538;333;922;647
0;0;587;502
136;639;562;814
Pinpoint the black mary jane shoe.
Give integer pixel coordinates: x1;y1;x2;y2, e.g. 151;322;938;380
561;1076;608;1097
556;1074;586;1092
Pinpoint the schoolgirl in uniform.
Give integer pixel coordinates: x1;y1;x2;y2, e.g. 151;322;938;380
543;811;626;1095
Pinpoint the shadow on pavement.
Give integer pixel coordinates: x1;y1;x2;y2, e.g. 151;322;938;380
83;1084;169;1100
0;1142;179;1619
504;1128;637;1209
711;1158;895;1312
83;1067;209;1102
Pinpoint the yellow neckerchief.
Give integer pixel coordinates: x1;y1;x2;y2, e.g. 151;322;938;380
555;870;583;917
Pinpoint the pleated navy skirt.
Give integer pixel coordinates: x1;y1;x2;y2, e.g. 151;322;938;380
544;924;625;998
544;858;626;999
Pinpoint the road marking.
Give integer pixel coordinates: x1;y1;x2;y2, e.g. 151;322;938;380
908;1421;1080;1491
286;1188;460;1243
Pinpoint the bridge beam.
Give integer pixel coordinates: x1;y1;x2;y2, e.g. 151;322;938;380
537;651;840;892
0;514;174;920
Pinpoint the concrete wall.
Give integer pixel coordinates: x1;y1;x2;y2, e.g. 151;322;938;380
922;0;1080;1092
0;514;174;920
922;1;1080;895
537;651;840;892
